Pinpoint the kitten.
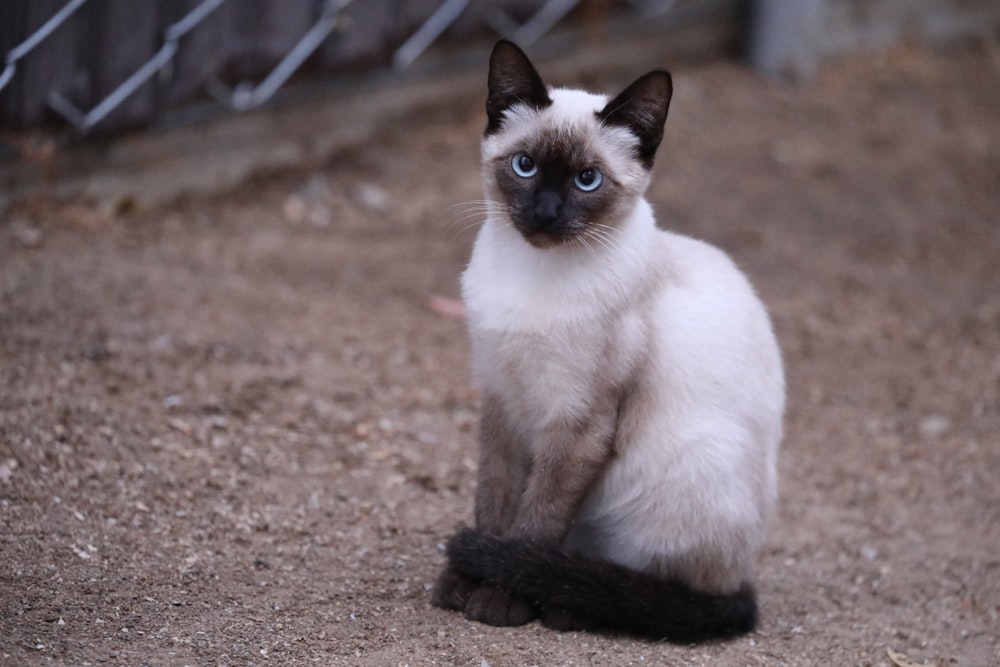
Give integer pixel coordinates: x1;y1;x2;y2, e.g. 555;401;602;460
432;40;785;642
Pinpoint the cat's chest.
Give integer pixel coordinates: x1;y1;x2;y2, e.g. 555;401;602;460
474;326;604;426
462;231;633;334
462;218;653;425
463;261;612;335
469;309;646;429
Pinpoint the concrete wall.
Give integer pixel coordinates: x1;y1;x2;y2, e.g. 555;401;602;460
750;0;1000;79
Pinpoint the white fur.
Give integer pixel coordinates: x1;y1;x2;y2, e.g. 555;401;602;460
463;198;657;436
463;87;785;593
565;232;784;591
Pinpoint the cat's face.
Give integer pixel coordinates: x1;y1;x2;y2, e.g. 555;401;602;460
482;41;672;249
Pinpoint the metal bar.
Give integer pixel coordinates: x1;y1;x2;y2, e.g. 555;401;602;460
6;0;88;63
48;42;178;130
392;0;469;68
205;0;353;111
477;5;521;37
512;0;580;45
165;0;227;42
0;0;88;93
46;0;226;131
0;64;14;93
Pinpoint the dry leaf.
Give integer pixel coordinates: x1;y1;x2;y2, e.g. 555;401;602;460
887;648;930;667
426;294;466;321
168;417;193;435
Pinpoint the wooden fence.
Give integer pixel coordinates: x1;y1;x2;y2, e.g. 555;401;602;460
2;0;998;133
0;0;460;130
2;0;714;132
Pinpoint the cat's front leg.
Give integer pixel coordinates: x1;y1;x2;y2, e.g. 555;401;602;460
465;392;539;625
454;407;616;629
508;406;618;543
473;392;532;534
496;407;618;631
435;392;538;625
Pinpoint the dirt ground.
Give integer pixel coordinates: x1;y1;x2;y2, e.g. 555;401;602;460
1;38;999;667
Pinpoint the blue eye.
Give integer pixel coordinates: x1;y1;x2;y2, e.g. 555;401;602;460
574;168;603;192
511;153;537;178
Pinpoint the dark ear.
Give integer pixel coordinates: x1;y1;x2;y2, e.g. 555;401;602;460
597;70;673;168
486;40;552;135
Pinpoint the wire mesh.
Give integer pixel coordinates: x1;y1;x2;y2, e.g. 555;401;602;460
0;0;684;134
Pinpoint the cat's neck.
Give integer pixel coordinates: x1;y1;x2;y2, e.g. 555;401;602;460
463;198;659;331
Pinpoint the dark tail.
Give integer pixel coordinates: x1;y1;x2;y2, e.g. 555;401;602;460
445;528;757;642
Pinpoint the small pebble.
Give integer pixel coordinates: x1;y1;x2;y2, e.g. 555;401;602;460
919;415;950;438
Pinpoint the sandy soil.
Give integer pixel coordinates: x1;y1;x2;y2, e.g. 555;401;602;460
1;41;999;666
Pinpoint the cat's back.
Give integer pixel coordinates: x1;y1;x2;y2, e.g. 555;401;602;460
570;229;784;588
653;228;777;340
646;228;784;419
654;229;756;301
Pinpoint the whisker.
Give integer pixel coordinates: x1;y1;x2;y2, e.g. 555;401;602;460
448;200;503;214
570;231;597;259
582;223;622;255
449;220;487;241
587;234;616;255
446;199;510;241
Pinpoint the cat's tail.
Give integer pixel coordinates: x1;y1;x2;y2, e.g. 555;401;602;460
445;528;757;642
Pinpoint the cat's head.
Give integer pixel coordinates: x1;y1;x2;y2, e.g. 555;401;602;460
482;40;672;249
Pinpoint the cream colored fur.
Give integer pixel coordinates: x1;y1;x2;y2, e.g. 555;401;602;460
462;88;785;594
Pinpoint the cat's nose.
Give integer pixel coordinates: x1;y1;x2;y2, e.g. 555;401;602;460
532;190;563;226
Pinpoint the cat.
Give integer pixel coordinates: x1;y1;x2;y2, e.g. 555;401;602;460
432;39;785;642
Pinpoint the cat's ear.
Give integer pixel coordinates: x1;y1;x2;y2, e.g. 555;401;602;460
597;70;673;168
486;40;552;135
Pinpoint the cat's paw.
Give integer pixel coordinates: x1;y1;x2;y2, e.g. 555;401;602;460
431;566;478;611
540;605;591;632
464;584;537;626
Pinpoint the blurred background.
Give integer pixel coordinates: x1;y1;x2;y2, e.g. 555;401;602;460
2;1;998;130
2;0;999;205
3;0;999;130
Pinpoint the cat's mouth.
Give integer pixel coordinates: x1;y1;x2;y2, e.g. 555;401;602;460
512;216;583;248
518;227;577;249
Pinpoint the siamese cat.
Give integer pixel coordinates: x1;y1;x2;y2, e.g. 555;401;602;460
433;40;785;642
